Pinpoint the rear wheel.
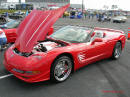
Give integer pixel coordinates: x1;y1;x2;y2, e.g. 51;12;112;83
112;42;122;59
50;56;72;82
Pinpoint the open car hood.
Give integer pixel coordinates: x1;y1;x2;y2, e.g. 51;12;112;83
15;4;70;53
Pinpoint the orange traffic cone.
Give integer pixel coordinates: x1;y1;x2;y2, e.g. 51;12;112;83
128;33;130;40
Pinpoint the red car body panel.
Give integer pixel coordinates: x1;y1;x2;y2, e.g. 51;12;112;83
3;29;17;43
4;4;126;83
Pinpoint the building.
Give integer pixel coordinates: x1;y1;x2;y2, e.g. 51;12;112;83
70;4;85;9
26;0;69;3
0;0;7;4
0;0;8;9
25;0;70;9
0;0;23;9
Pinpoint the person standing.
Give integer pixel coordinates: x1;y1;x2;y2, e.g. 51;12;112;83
101;13;105;22
91;13;94;19
98;13;102;22
0;29;7;51
84;11;87;19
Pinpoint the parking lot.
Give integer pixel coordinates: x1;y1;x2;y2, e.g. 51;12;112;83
0;17;130;97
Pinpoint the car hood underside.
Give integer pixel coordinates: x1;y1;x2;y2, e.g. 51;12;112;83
15;4;70;53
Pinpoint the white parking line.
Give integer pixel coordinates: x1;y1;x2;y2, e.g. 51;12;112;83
0;74;13;79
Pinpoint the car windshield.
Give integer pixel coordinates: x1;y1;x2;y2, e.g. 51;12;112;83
4;20;19;29
50;26;92;43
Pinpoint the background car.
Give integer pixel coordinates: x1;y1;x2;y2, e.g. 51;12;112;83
0;19;20;29
0;20;20;51
113;16;127;23
9;11;25;19
0;16;12;25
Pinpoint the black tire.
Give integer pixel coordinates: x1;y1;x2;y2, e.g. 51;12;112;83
112;42;122;59
50;56;72;82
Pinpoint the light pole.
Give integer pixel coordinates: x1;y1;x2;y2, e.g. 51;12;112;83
82;0;84;13
19;0;21;4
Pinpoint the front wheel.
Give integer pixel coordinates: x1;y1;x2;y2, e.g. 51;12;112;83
112;42;122;59
50;56;72;82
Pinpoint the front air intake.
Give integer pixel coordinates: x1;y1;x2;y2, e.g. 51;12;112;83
13;48;33;57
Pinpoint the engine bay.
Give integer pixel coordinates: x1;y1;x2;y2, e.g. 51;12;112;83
33;39;67;52
13;39;67;57
34;41;62;52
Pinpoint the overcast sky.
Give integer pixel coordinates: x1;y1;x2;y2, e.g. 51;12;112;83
7;0;130;11
70;0;130;11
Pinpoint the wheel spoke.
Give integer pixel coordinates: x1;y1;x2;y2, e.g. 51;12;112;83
62;60;66;65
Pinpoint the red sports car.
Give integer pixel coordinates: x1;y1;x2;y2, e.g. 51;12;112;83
4;4;126;83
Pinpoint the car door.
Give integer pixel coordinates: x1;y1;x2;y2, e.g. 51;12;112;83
78;31;108;65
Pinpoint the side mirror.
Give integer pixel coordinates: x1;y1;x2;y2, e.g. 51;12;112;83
91;38;103;45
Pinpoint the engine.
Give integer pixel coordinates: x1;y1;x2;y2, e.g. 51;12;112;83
34;41;62;52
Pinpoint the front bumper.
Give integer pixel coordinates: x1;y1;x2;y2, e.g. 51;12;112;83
4;60;50;83
3;47;52;83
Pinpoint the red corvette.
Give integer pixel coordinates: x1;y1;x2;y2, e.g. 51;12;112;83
4;4;126;83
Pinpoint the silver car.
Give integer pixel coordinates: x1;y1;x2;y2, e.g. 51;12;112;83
113;16;127;23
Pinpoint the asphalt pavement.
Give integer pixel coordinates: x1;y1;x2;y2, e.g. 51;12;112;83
0;17;130;97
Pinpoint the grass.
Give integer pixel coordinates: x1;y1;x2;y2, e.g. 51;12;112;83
0;9;27;14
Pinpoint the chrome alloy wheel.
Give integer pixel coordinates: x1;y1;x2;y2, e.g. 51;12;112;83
114;42;122;59
54;59;72;82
